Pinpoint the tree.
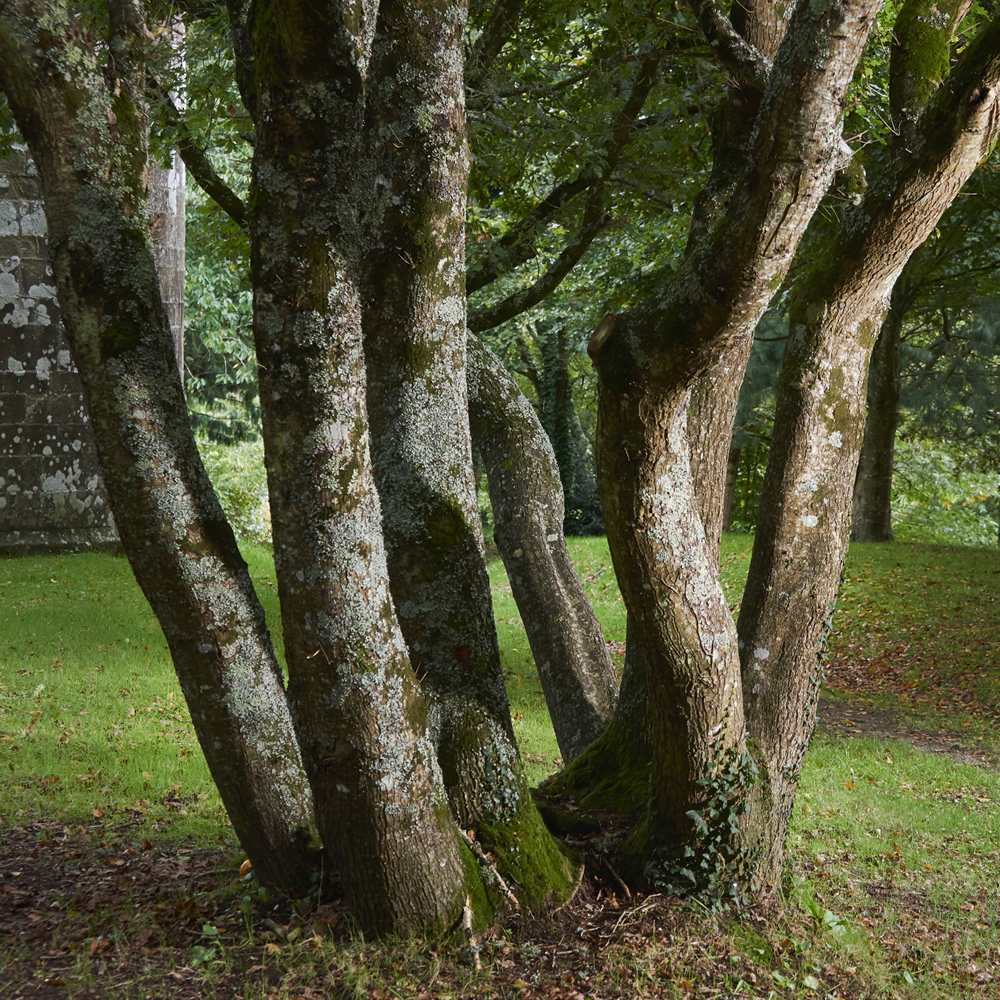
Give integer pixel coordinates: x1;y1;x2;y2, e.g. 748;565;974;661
0;0;578;936
851;161;1000;542
6;0;998;934
558;0;1000;904
736;0;1000;884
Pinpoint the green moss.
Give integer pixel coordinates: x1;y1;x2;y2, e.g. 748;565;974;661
891;0;963;112
550;715;651;814
476;782;579;914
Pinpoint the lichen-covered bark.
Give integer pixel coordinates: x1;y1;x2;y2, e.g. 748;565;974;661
587;0;879;890
737;9;1000;892
686;0;789;553
245;0;475;935
359;0;575;906
467;333;618;762
0;0;320;897
851;290;906;542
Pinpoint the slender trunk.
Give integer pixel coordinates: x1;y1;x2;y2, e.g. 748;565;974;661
146;16;186;381
722;445;742;533
0;2;320;897
467;333;618;762
689;371;752;557
738;13;1000;892
851;293;905;542
246;0;472;934
147;151;186;380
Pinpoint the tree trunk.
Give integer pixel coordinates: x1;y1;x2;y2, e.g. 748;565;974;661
467;333;618;763
245;0;478;934
587;0;878;895
722;445;742;534
737;10;1000;893
0;0;321;898
147;151;186;381
359;0;576;910
146;16;186;381
851;289;905;542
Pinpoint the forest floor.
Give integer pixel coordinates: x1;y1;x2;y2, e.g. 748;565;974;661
2;539;998;999
2;688;996;999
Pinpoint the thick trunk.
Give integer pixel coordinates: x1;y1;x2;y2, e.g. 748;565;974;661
0;2;320;897
246;0;476;935
851;293;905;542
588;0;878;894
359;0;576;909
738;14;1000;893
467;333;618;762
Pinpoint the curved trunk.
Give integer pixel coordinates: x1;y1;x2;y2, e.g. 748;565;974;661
738;15;1000;892
851;294;905;542
0;3;320;897
588;0;878;895
467;333;618;763
360;0;576;909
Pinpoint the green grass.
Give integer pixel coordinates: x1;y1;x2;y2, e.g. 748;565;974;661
3;535;1000;997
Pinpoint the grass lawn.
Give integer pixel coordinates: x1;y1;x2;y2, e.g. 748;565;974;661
1;536;998;998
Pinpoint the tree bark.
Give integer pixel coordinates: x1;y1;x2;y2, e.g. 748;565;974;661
359;0;576;909
0;0;321;898
147;151;186;380
737;8;1000;893
587;0;879;894
467;333;619;763
851;287;906;542
245;0;478;934
146;16;186;380
722;445;742;534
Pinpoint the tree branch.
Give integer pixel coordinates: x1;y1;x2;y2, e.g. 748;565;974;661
686;0;771;91
466;0;526;93
151;80;249;231
466;50;663;318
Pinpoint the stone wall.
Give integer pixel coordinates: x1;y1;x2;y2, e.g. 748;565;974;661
0;148;119;555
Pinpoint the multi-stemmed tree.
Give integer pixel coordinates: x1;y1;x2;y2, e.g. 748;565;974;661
2;0;998;934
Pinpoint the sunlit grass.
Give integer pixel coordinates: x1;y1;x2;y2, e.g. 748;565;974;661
3;535;1000;996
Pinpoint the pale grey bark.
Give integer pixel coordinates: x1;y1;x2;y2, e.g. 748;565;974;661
467;333;618;762
147;151;186;379
245;0;478;934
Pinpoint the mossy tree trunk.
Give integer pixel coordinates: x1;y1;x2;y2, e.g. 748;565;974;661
737;7;1000;894
586;0;879;895
244;0;483;935
356;0;576;908
851;286;908;542
467;333;618;763
0;0;321;898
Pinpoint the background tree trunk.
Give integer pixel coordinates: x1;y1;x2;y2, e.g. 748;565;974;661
851;288;906;542
467;333;619;762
